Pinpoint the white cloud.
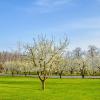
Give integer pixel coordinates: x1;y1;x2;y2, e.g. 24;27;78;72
44;17;100;50
33;0;74;13
34;0;71;7
18;0;75;14
69;18;100;29
48;17;100;32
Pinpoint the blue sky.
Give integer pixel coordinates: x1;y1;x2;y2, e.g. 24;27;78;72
0;0;100;51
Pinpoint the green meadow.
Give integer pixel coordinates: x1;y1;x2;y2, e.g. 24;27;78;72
0;77;100;100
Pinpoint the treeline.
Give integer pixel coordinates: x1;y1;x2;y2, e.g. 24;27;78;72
0;35;100;89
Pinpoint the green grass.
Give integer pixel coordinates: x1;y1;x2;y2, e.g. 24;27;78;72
0;77;100;100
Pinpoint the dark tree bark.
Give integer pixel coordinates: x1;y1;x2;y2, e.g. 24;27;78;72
70;68;74;75
82;74;84;79
37;71;47;90
16;71;19;75
80;62;86;79
11;71;14;76
59;71;63;79
41;80;45;90
24;72;27;77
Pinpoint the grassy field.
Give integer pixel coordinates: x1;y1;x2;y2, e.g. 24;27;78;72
0;77;100;100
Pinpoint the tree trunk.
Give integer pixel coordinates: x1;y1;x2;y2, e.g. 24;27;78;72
11;71;14;76
59;71;63;79
82;74;84;79
37;72;46;90
59;74;62;79
70;70;73;75
41;80;45;90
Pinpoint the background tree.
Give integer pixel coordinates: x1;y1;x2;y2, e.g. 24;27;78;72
79;60;87;79
72;47;83;75
54;55;67;79
87;45;98;75
66;51;76;75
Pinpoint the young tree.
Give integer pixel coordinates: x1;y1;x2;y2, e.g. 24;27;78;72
20;61;32;76
79;61;87;79
54;55;67;79
66;51;76;75
26;35;68;90
0;51;8;73
72;47;83;75
87;45;98;75
4;61;16;76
